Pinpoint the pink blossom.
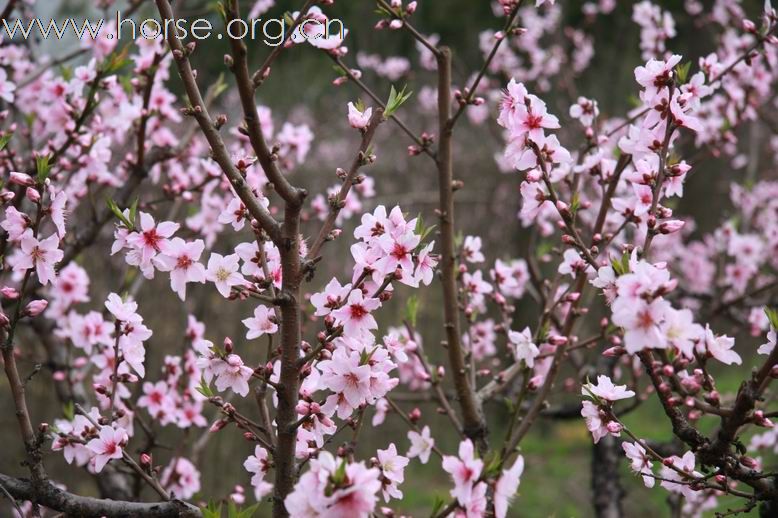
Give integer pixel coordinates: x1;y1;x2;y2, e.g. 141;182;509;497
376;443;409;501
508;327;539;367
442;439;484;505
86;425;128;473
126;212;179;268
161;458;201;499
494;456;524;518
214;354;254;397
583;375;635;403
347;102;373;129
206;253;245;297
698;325;741;365
407;426;434;464
414;241;438;286
660;451;702;499
331;290;381;338
242;305;278;339
622;441;654;488
310;278;352;317
581;400;610;443
244;445;273;499
154;238;207;301
15;230;63;286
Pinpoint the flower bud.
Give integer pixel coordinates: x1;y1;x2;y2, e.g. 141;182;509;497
9;172;34;186
23;299;48;317
740;455;758;469
209;419;229;433
140;453;152;467
548;335;568;346
25;187;41;203
408;407;421;423
606;421;623;434
658;220;685;234
602;346;626;358
1;286;19;299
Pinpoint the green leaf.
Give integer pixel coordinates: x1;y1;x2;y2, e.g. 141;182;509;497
331;459;348;486
103;46;130;74
675;61;692;84
384;84;413;118
200;502;222;518
62;400;75;421
129;197;139;229
429;496;446;518
237;503;260;518
0;132;13;151
196;376;214;399
406;295;419;328
105;198;134;229
36;154;51;183
765;307;778;330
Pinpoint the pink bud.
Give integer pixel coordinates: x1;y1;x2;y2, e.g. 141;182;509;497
602;346;625;358
1;287;19;299
209;419;228;433
740;456;758;469
606;421;623;434
658;220;685;234
548;335;568;346
680;377;701;394
9;172;34;186
389;19;403;30
408;408;421;423
140;453;152;466
23;299;48;317
25;187;41;203
406;1;417;13
223;337;233;353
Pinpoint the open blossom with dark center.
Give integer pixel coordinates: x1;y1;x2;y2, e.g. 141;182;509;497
86;425;128;473
442;439;484;505
331;289;381;338
153;237;207;301
14;230;63;286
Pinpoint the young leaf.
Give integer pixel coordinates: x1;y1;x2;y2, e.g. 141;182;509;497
105;198;134;229
384;84;413;118
0;132;13;152
406;295;419;328
675;61;692;84
36;154;51;183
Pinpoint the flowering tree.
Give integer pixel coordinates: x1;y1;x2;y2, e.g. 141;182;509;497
2;0;778;516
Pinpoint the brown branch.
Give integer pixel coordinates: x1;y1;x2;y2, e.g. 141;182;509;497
155;0;281;244
435;46;487;449
307;108;384;260
0;473;200;518
225;0;304;207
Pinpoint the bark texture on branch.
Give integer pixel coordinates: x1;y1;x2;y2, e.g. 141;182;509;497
435;46;487;449
0;473;201;518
